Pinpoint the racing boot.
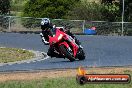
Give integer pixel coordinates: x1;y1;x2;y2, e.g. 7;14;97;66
75;38;83;49
79;45;83;49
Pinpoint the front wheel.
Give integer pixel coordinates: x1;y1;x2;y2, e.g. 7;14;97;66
77;48;85;60
59;45;75;62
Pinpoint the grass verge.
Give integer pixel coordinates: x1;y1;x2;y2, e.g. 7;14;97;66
0;67;132;88
0;47;34;63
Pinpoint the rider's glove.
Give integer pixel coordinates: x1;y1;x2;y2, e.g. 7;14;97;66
40;33;49;45
42;37;49;45
40;33;44;37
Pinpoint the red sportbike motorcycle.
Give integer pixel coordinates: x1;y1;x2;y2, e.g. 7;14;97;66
48;28;85;62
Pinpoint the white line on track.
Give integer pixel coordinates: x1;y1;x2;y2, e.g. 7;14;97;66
0;47;49;67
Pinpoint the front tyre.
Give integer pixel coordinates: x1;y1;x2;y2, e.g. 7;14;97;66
59;45;75;62
77;48;85;60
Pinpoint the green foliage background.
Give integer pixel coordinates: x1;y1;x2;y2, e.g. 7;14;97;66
0;0;10;15
22;0;122;22
1;0;132;22
23;0;79;19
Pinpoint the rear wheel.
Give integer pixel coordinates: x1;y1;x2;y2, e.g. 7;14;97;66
59;45;75;62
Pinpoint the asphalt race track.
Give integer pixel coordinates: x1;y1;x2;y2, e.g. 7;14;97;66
0;33;132;72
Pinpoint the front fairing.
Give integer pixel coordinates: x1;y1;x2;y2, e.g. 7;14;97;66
49;29;66;45
49;28;79;57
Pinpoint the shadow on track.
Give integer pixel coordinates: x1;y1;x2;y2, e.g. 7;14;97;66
50;59;85;64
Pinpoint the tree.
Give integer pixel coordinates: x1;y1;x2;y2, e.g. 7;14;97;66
119;0;132;21
102;3;120;21
0;0;10;31
67;0;120;21
23;0;79;19
67;1;103;20
101;0;113;4
0;0;10;15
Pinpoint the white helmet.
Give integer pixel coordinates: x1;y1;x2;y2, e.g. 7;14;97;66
41;18;50;26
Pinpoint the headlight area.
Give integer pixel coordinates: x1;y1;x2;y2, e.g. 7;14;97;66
58;34;63;40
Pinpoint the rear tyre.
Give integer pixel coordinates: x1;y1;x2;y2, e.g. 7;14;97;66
59;45;75;62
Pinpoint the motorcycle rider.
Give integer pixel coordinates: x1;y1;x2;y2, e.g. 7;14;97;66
40;18;82;57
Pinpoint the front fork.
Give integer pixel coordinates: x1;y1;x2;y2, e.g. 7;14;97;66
67;38;79;57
